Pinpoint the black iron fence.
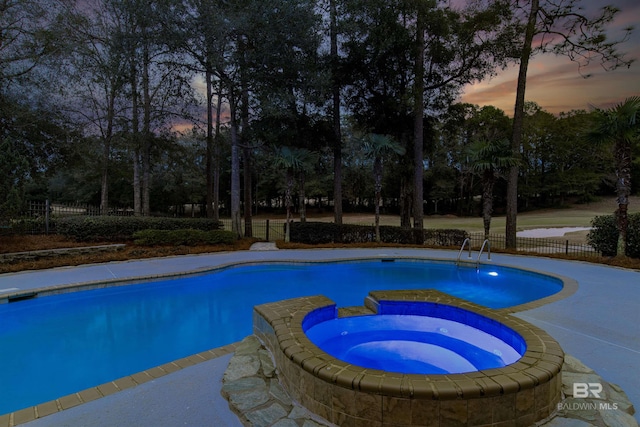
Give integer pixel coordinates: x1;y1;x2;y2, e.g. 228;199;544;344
0;200;136;235
0;200;288;240
467;232;599;258
25;200;135;218
1;201;601;258
219;219;287;242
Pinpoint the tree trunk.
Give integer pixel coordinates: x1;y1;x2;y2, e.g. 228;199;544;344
205;69;214;219
142;39;151;216
133;150;141;216
213;81;223;222
130;42;141;216
299;171;307;223
100;88;116;215
615;140;632;255
142;139;150;216
229;95;242;238
240;39;252;237
243;145;253;237
482;170;495;240
100;147;109;215
374;158;382;243
400;177;412;228
285;170;293;242
413;8;425;243
330;0;343;225
506;0;539;248
333;135;343;225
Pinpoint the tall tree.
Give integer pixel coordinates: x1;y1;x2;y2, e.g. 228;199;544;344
504;0;633;248
57;0;130;214
550;110;610;203
212;0;320;236
271;146;316;242
587;97;640;256
361;133;405;242
340;0;418;225
0;137;30;217
329;0;344;225
519;102;556;206
416;0;516;231
113;0;194;216
342;0;515;234
413;3;425;240
469;138;518;239
177;0;230;220
0;0;69;214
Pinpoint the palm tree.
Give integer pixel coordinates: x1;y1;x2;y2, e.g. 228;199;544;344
361;133;405;242
469;139;519;240
271;146;317;242
587;97;640;256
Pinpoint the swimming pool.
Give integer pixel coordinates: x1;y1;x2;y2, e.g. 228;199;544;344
0;258;563;415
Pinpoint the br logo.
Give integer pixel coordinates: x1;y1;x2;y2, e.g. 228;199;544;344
573;383;603;398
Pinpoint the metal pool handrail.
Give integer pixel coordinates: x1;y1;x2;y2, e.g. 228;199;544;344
456;238;472;265
477;239;491;269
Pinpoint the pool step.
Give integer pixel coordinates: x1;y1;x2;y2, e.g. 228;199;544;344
338;306;376;318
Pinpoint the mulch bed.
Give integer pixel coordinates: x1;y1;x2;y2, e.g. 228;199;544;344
0;235;254;274
0;235;100;253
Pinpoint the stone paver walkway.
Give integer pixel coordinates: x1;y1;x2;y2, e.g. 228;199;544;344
249;242;279;251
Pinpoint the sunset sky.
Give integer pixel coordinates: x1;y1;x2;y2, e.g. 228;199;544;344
188;1;639;122
460;0;640;115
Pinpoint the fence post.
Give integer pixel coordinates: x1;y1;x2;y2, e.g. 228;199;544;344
45;199;50;235
565;240;569;255
266;219;270;241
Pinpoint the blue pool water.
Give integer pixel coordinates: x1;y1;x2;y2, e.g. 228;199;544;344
0;259;562;414
304;306;525;374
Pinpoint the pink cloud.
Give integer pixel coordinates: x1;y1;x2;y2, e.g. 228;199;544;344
460;0;640;115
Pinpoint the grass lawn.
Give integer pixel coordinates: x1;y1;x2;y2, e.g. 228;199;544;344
293;196;640;237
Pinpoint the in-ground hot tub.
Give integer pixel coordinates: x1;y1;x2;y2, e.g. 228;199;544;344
254;290;564;427
303;309;526;375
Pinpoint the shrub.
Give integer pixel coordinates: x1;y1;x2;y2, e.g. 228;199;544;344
626;213;640;258
289;222;468;246
56;216;224;241
587;213;640;258
5;218;52;235
379;226;418;244
424;229;469;246
133;229;236;246
289;222;385;244
289;222;339;244
587;215;619;256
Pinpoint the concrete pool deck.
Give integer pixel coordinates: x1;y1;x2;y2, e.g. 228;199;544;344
0;248;638;426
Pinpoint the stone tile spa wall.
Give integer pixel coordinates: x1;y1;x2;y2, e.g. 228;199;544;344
253;290;564;427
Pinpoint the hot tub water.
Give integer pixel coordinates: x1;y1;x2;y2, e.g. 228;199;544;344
304;313;524;374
